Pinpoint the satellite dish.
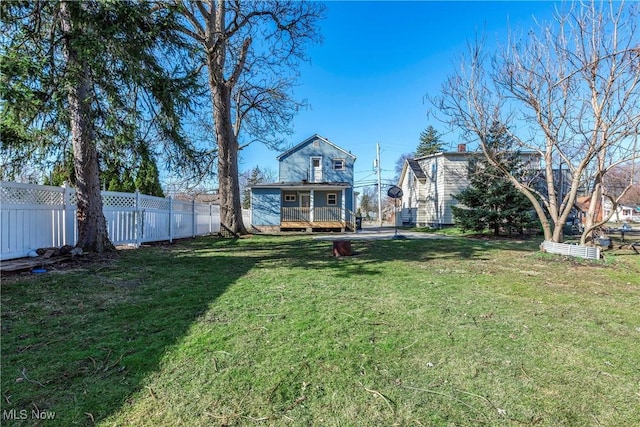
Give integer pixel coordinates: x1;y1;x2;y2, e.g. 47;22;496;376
387;185;403;199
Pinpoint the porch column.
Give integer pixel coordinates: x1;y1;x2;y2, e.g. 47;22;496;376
309;190;314;222
341;188;346;221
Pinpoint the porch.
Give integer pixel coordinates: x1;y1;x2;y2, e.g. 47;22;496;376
281;207;355;231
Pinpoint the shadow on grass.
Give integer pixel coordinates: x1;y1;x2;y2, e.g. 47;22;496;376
1;238;261;425
0;234;538;425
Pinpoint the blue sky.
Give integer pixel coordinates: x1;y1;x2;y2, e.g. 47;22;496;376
238;1;560;188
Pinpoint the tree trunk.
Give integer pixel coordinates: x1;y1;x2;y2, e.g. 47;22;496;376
60;1;114;252
211;79;247;236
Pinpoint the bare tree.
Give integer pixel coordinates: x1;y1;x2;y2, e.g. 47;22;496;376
432;1;640;244
169;0;324;235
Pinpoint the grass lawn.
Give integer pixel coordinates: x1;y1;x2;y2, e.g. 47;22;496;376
1;235;639;426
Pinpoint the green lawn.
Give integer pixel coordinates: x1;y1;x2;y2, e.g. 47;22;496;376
1;235;639;426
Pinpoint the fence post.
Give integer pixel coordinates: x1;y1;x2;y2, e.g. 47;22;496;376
192;200;196;237
169;196;173;243
209;204;213;235
135;190;142;247
63;182;75;246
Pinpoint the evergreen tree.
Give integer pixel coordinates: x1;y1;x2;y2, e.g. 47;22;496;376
416;126;443;157
44;149;75;186
1;1;199;251
452;122;537;236
135;150;164;197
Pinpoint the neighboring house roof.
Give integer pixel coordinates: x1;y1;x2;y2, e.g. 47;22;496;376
250;181;351;190
413;150;472;162
407;159;427;180
398;151;470;186
398;158;427;187
277;134;357;161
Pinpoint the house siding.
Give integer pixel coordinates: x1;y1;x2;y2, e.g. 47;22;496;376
412;153;471;227
399;170;420;225
250;135;356;232
398;151;541;228
279;136;355;184
313;190;342;208
251;188;281;226
440;155;470;224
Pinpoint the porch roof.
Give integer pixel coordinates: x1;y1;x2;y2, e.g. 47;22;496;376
250;181;351;191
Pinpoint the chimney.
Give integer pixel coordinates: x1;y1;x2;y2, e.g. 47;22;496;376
457;143;466;152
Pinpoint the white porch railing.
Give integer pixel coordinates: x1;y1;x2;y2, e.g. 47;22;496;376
281;207;345;223
281;207;356;231
281;207;311;222
0;181;251;261
313;207;343;222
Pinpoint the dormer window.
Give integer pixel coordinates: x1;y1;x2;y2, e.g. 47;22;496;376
333;159;345;170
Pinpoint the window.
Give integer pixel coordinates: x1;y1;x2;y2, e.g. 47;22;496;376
333;159;345;170
284;194;296;202
327;193;337;206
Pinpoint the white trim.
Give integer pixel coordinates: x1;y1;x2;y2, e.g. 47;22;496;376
310;190;315;222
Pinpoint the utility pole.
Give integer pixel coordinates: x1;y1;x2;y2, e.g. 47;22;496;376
376;142;382;226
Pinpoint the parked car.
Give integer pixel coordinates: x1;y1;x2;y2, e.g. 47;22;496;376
621;223;632;231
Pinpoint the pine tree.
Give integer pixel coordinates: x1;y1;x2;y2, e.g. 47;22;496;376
416;126;443;157
135;150;164;197
452;122;537;236
2;1;198;251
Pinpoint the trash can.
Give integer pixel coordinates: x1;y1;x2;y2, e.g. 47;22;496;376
355;216;363;231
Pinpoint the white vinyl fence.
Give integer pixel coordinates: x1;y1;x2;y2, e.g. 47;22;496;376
1;181;249;261
540;240;600;260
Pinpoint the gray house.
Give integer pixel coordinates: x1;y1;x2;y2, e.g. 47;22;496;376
397;148;472;227
250;135;357;232
397;146;541;227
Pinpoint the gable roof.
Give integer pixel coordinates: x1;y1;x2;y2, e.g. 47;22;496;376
277;134;356;161
407;159;427;180
398;158;428;187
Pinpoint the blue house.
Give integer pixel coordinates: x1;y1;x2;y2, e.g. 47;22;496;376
250;135;357;232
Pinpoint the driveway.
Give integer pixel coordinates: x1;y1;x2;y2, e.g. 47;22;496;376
313;226;450;241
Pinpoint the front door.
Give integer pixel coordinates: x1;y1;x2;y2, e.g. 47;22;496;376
300;193;310;208
311;157;322;182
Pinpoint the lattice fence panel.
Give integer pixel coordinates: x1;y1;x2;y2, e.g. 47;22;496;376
0;185;63;206
139;196;170;210
102;192;136;208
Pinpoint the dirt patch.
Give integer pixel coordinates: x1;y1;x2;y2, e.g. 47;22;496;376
1;251;120;279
